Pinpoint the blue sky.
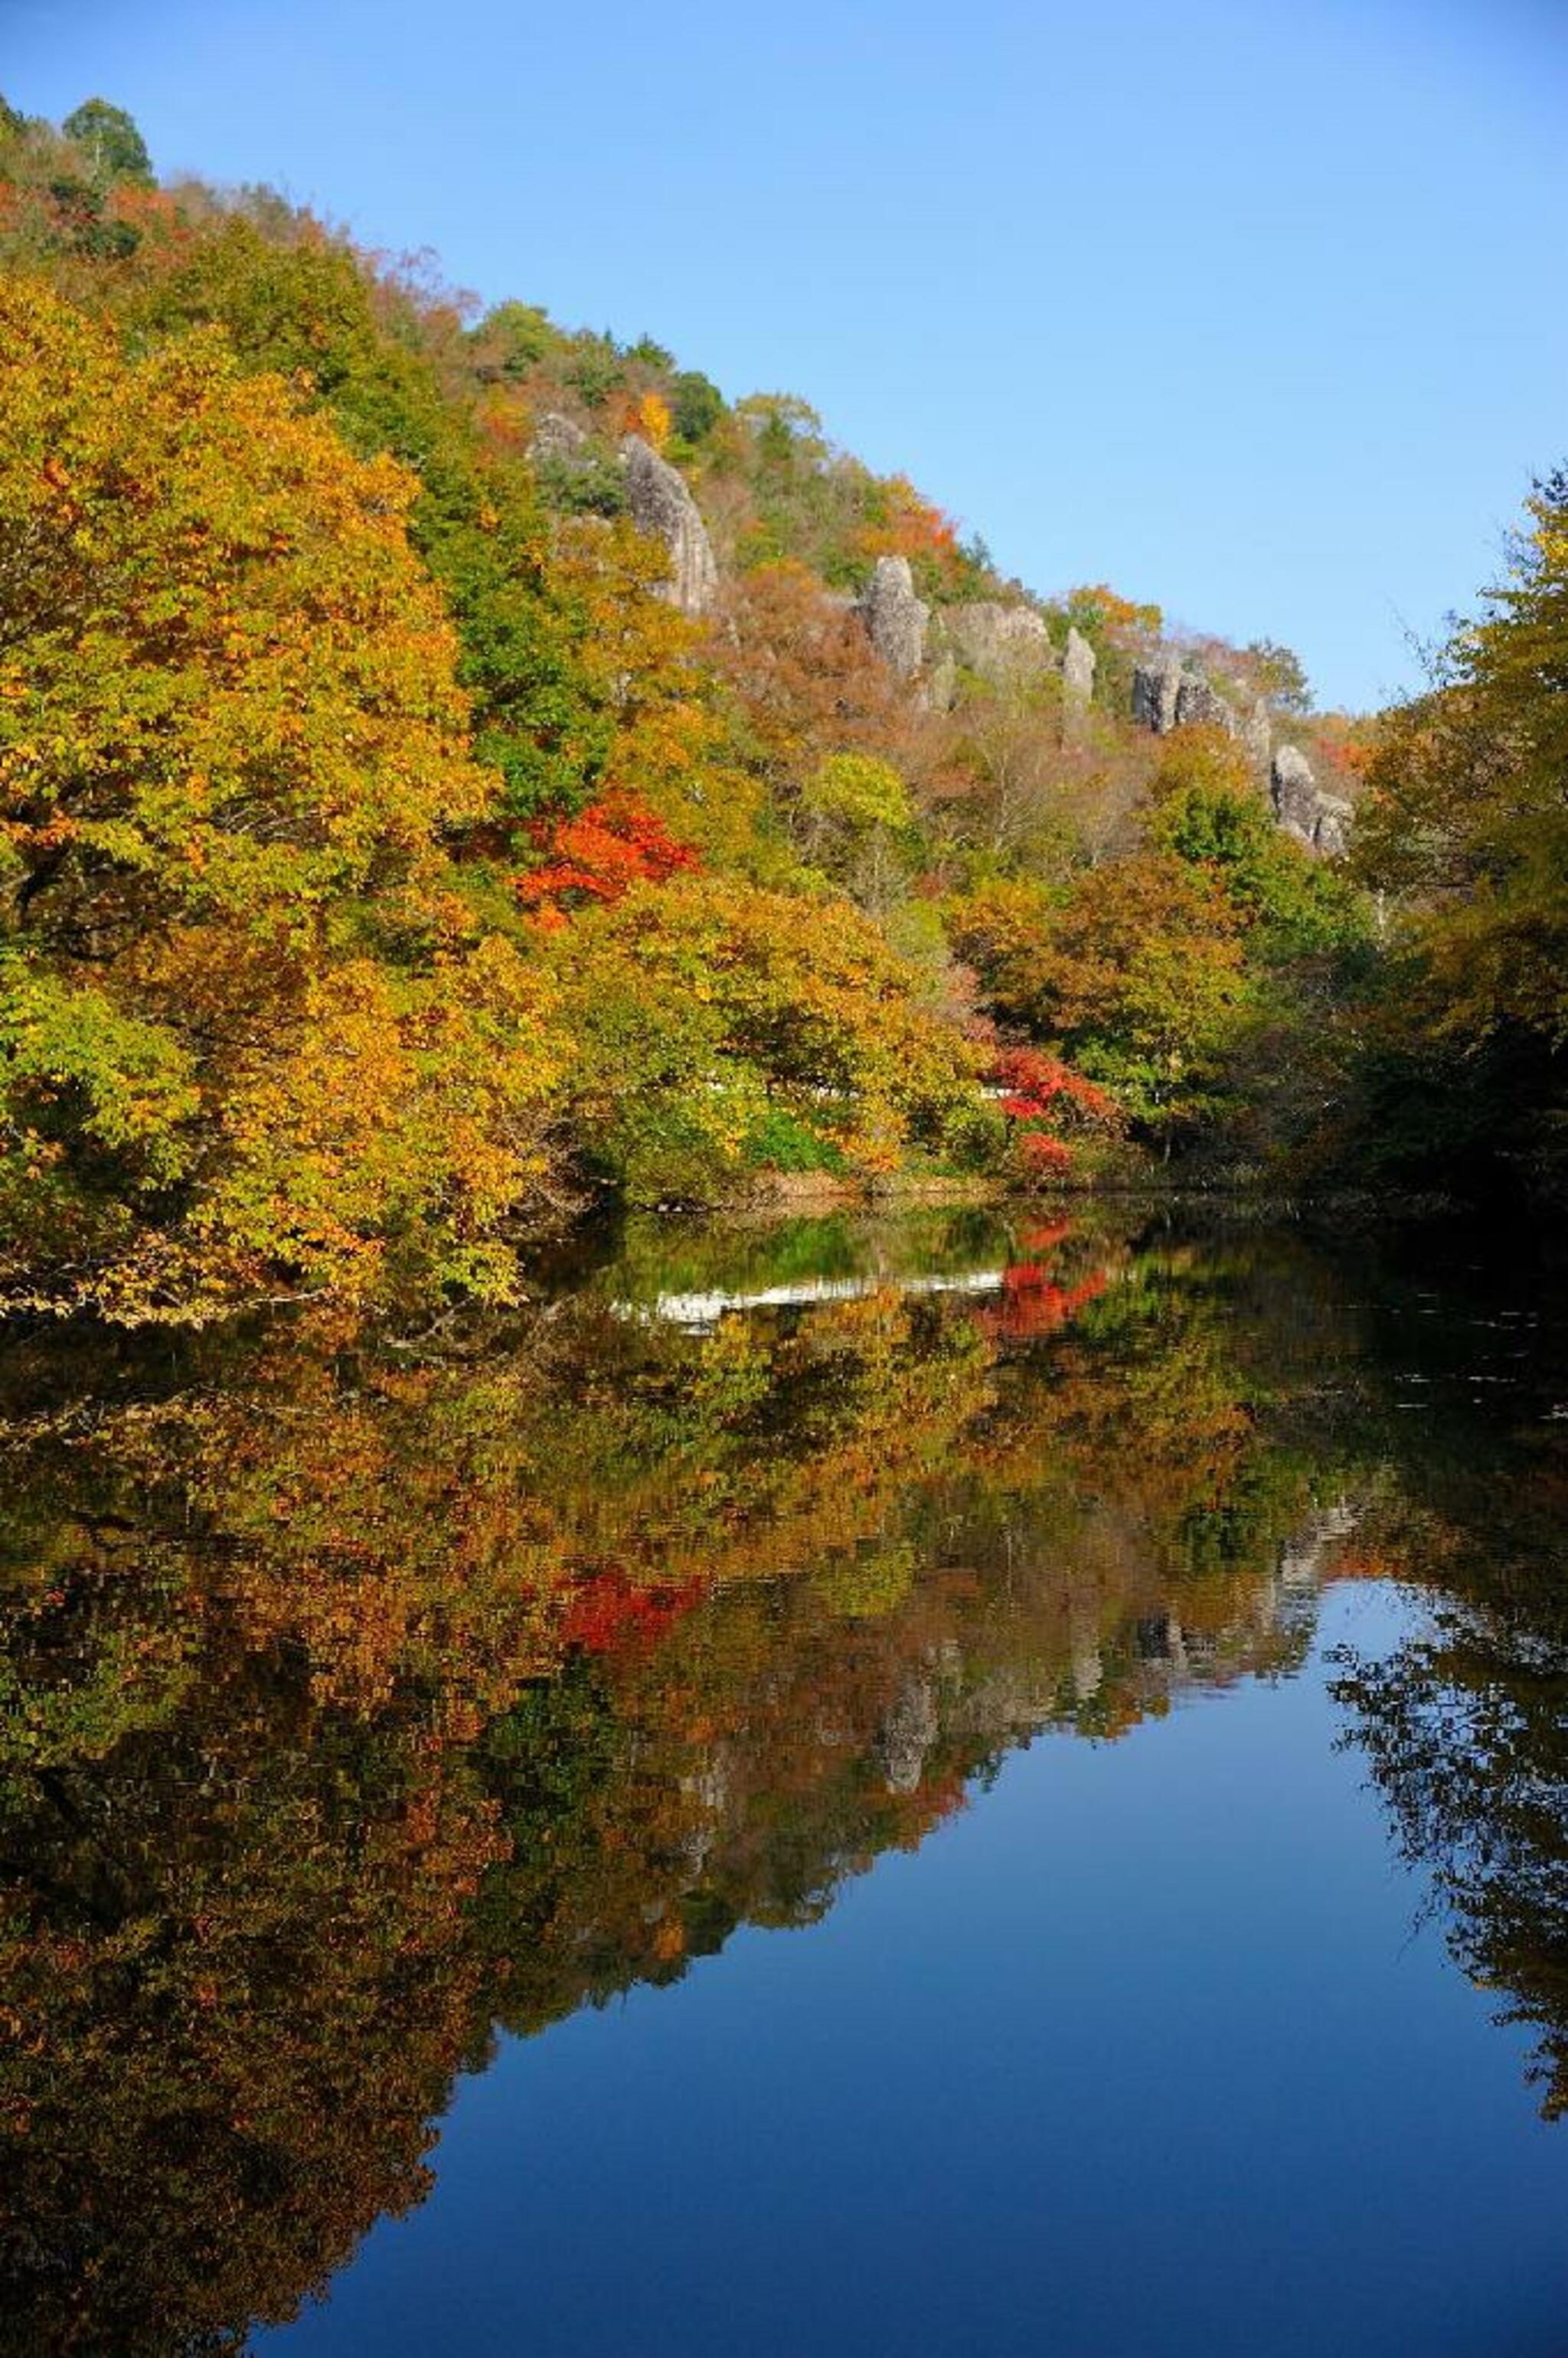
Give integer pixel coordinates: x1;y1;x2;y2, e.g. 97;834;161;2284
8;0;1565;710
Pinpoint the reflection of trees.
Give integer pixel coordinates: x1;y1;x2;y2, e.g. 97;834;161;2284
0;1697;504;2355
1331;1319;1568;2119
1334;1589;1568;2118
0;1218;1375;2353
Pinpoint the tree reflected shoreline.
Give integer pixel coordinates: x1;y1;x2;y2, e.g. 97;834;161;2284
1;1207;1563;2355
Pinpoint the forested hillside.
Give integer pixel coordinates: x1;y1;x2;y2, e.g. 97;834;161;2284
1;96;1562;1321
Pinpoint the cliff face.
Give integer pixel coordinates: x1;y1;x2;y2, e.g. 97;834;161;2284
621;433;718;616
603;431;1354;856
1270;742;1353;856
516;328;1354;860
1130;657;1353;854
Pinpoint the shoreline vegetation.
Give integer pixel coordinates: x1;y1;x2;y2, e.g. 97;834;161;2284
2;94;1563;1330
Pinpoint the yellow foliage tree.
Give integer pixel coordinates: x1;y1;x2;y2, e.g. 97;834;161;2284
547;874;988;1202
0;278;560;1318
631;390;671;451
545;515;762;870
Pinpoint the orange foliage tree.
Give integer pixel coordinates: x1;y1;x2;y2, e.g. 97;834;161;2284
708;559;943;808
544;517;762;867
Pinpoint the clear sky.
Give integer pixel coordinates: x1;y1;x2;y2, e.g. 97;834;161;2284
7;0;1565;711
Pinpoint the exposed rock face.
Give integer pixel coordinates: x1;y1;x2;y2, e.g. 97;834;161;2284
859;555;929;679
1062;625;1096;707
877;1672;939;1795
942;599;1053;684
1135;661;1252;741
1132;664;1348;855
1270;743;1320;840
922;652;959;714
528;410;589;465
1312;793;1354;858
1278;1500;1359;1592
1271;743;1351;856
1174;673;1238;735
1070;1632;1104;1703
1243;697;1273;772
1131;658;1184;733
620;434;718;616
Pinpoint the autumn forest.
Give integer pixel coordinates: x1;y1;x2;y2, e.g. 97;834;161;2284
5;80;1568;2358
1;96;1564;1326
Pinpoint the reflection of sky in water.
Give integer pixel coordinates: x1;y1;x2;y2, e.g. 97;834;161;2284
267;1579;1568;2358
10;1208;1568;2358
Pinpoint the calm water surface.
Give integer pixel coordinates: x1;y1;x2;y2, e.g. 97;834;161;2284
3;1207;1567;2355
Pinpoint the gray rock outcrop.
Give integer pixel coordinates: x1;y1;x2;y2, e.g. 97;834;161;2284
621;434;718;616
858;555;929;679
1270;743;1320;840
1132;658;1184;733
1243;698;1273;772
528;410;589;465
1174;673;1239;735
877;1672;939;1795
1134;660;1255;742
1062;625;1096;708
1131;661;1349;856
921;652;959;714
942;599;1053;684
1271;743;1352;856
1312;794;1354;858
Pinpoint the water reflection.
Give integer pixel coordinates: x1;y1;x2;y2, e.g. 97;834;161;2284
1331;1318;1568;2118
0;1208;1563;2353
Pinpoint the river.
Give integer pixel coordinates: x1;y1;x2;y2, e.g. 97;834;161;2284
3;1205;1566;2355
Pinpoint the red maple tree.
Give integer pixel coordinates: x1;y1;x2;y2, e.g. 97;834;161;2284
517;793;700;924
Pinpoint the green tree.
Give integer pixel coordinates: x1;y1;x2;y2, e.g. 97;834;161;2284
794;752;919;913
1351;469;1568;1196
61;96;152;185
671;369;725;443
1147;731;1366;959
469;298;558;378
1245;636;1312;714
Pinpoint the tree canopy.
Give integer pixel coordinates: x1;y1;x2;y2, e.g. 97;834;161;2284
0;276;557;1318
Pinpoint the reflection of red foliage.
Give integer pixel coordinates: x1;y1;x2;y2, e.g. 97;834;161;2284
887;1764;969;1847
981;1262;1109;1344
915;1766;968;1824
517;793;700;920
1018;1219;1072;1256
560;1569;705;1657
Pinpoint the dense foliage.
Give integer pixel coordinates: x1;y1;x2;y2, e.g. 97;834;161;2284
1351;472;1568;1198
0;277;567;1319
0;92;1556;1320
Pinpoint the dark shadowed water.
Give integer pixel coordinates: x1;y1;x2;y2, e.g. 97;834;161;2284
3;1206;1567;2356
